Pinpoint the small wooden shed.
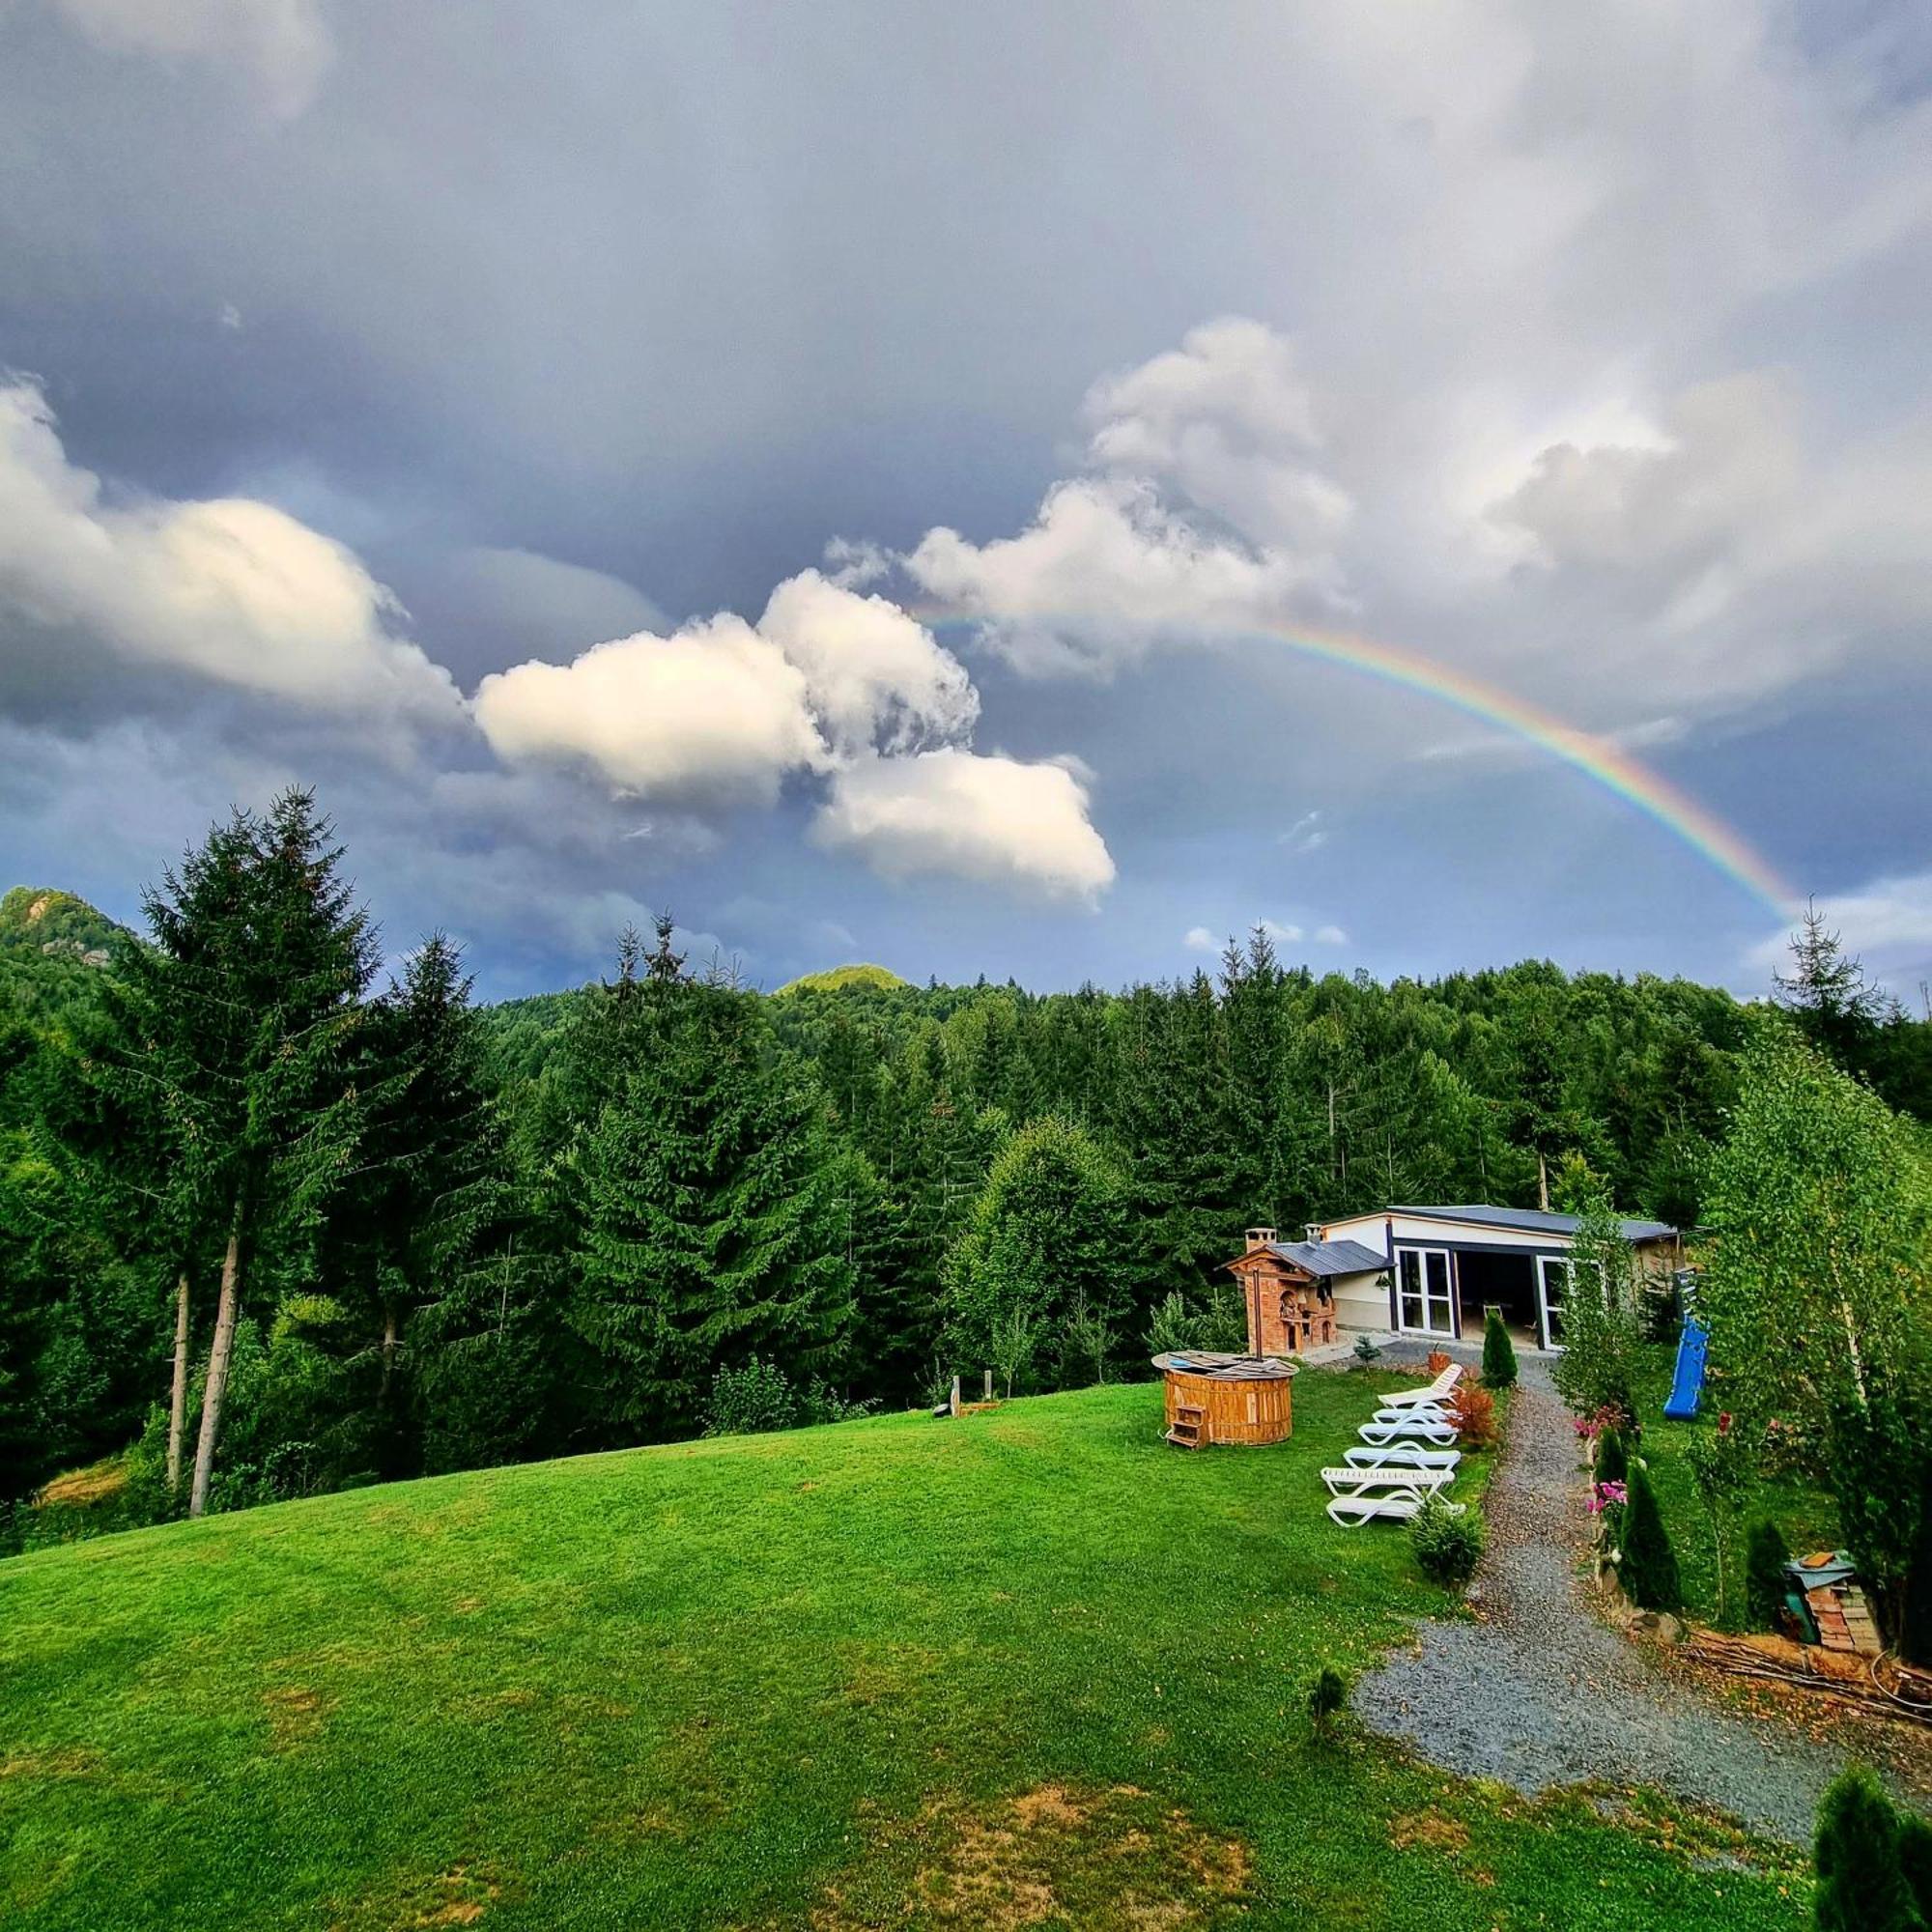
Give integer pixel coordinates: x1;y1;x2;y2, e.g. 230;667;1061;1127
1152;1350;1298;1449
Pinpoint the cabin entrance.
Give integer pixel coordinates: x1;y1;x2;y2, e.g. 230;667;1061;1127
1453;1248;1545;1350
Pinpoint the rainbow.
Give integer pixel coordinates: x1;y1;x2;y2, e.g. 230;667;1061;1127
918;609;1796;916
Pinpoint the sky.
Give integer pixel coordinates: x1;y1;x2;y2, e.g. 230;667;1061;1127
2;0;1930;1003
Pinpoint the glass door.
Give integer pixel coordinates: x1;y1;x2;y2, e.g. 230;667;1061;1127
1395;1246;1455;1335
1536;1256;1569;1350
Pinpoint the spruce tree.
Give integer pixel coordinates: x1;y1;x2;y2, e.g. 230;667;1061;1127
104;791;377;1515
1597;1426;1629;1487
1745;1517;1791;1631
1482;1304;1518;1388
568;966;856;1440
1616;1460;1683;1613
1813;1765;1921;1932
318;933;498;1478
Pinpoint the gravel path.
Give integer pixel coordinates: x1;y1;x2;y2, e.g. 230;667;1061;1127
1352;1348;1864;1844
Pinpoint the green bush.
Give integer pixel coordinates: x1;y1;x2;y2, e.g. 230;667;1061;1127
703;1359;799;1435
1146;1283;1248;1358
799;1379;879;1427
1596;1427;1628;1487
1306;1663;1350;1742
1481;1306;1518;1388
1744;1517;1792;1631
1813;1764;1923;1932
1616;1461;1683;1613
1899;1809;1932;1926
1410;1493;1483;1590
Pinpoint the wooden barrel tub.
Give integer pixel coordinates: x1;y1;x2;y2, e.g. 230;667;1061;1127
1152;1351;1297;1447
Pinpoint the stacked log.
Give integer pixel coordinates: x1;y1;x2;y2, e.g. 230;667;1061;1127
1683;1626;1932;1726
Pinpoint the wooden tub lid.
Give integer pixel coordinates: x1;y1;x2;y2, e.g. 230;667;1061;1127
1151;1351;1299;1379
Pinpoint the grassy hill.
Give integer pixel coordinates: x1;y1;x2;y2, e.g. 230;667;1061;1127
772;962;911;996
0;1377;1805;1930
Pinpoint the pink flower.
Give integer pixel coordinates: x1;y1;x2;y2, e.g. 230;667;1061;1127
1587;1481;1628;1515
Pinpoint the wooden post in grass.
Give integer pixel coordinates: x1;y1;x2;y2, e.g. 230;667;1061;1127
951;1376;962;1417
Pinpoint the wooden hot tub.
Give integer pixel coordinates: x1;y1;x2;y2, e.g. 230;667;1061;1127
1152;1351;1297;1448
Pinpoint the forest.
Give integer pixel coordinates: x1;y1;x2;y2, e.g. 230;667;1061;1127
3;787;1930;1543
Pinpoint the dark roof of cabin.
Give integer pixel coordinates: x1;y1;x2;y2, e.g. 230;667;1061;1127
1266;1238;1389;1276
1387;1204;1677;1243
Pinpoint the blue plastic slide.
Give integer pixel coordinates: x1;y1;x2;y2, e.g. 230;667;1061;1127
1663;1316;1708;1420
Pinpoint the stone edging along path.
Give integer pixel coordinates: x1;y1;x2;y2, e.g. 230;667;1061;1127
1350;1348;1872;1845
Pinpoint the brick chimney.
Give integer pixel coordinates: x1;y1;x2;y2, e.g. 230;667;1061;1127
1244;1227;1277;1253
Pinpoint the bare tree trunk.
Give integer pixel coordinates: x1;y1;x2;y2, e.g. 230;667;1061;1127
188;1217;243;1520
1537;1151;1550;1212
165;1270;191;1494
380;1301;398;1403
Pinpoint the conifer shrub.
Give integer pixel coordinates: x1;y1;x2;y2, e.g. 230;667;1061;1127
1813;1765;1922;1932
1410;1492;1483;1590
703;1359;798;1435
1745;1517;1792;1631
1615;1461;1683;1612
1482;1305;1518;1389
1596;1426;1628;1487
1306;1664;1350;1742
1898;1808;1932;1925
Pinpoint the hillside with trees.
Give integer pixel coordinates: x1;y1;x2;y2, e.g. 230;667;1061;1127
3;788;1929;1542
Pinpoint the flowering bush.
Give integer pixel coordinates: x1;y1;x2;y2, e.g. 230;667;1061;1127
1588;1481;1628;1516
1446;1382;1500;1450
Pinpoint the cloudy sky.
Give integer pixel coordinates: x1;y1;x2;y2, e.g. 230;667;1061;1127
3;0;1929;1000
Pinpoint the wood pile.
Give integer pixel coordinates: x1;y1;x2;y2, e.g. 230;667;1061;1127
1683;1626;1932;1727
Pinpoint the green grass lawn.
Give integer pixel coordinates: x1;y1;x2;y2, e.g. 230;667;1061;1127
1630;1344;1841;1627
1;1368;1809;1929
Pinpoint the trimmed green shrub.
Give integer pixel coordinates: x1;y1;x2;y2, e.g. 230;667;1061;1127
1482;1306;1518;1389
1596;1427;1629;1487
1745;1517;1792;1632
1899;1809;1932;1926
1307;1664;1350;1742
703;1359;798;1435
1813;1765;1922;1932
1410;1493;1483;1590
1616;1462;1683;1613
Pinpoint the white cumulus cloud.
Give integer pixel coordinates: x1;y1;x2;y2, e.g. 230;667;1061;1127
902;318;1353;679
756;568;978;756
473;570;1111;900
0;380;459;717
470;616;826;806
813;749;1115;903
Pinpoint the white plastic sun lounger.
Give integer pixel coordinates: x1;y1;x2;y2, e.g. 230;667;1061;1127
1327;1489;1467;1528
1321;1463;1458;1498
1358;1411;1459;1447
1343;1442;1462;1472
1371;1404;1455;1425
1377;1364;1463;1411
